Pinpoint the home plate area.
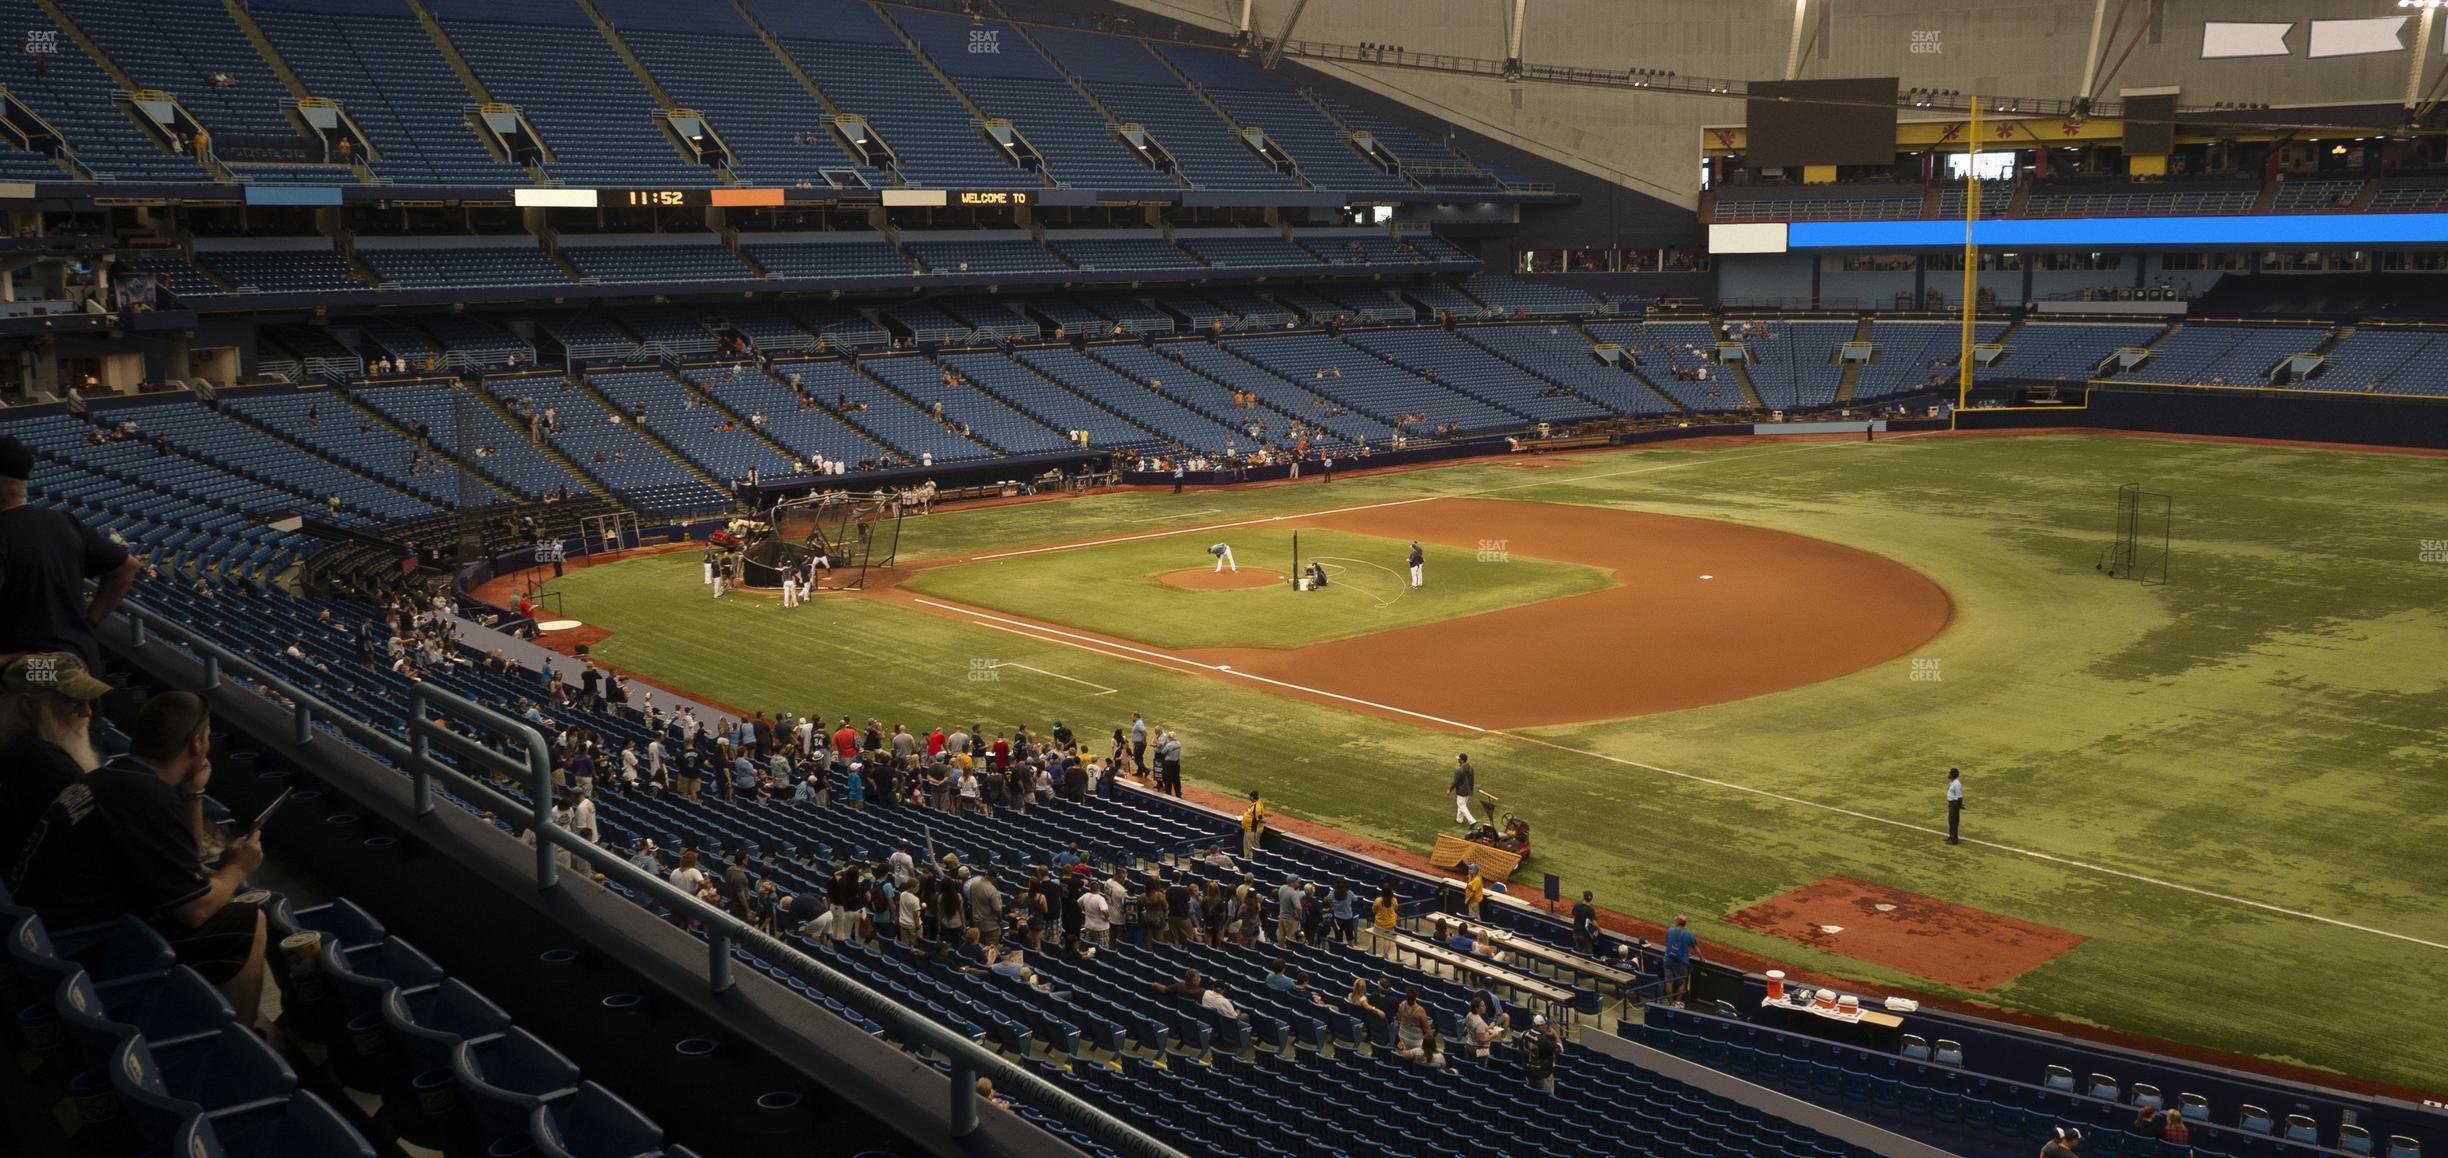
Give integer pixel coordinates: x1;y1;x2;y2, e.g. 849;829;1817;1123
1725;876;2087;992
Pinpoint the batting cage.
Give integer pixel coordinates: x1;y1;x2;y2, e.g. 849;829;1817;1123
744;490;905;592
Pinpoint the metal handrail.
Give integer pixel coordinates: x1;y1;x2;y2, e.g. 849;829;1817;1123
117;598;1186;1158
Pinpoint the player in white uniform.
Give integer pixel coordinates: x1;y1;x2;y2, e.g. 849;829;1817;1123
781;565;799;608
1208;542;1237;573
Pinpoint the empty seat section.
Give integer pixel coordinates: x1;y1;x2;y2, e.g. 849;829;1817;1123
1152;43;1408;196
606;309;715;362
2303;329;2448;396
1075;292;1174;333
1977;322;2165;384
888;7;1175;193
2113;324;2327;386
120;396;440;522
195;243;359;293
771;358;994;465
862;353;1072;454
357;239;568;290
1461;274;1594;315
1460;324;1680;415
420;316;535;369
1586;320;1739;411
740;233;914;282
787;304;891;349
1029;27;1298;191
1092;341;1391;447
120;249;223;298
60;0;320;160
483;374;724;515
740;0;1026;189
1017;346;1242;452
1227;332;1523;434
424;0;705;186
1045;231;1202;273
588;368;793;482
560;236;750;284
223;391;502;509
249;0;526;186
589;0;880;186
686;362;882;468
1727;320;1855;410
1295;229;1459;267
354;319;442;370
902;231;1066;277
1855;320;2007;400
1318;287;1416;323
1343;327;1608;422
352;380;581;499
1175;230;1321;269
1316;95;1491;188
0;0;208;181
941;349;1163;450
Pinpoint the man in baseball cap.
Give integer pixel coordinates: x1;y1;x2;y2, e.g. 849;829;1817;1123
0;650;114;868
1;434;141;670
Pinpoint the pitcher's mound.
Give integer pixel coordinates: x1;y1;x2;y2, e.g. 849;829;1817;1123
1160;568;1289;591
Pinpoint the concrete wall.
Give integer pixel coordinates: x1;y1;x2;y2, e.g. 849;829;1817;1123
1111;0;2428;210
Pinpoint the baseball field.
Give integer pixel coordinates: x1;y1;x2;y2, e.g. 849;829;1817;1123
537;431;2448;1095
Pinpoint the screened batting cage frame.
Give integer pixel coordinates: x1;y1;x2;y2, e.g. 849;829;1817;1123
754;490;905;591
576;511;640;559
2103;482;2171;585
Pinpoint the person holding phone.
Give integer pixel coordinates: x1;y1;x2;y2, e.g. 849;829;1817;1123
9;693;271;1023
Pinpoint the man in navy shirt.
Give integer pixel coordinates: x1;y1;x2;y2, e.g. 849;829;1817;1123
10;693;270;1019
1407;540;1425;588
0;435;139;671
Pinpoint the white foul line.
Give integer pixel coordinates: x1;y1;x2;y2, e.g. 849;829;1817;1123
994;662;1116;695
1494;734;2448;954
909;597;1484;731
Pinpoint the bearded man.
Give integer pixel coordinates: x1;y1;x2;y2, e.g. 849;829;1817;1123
0;650;110;869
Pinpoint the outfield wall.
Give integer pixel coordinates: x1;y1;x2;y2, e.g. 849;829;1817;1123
1957;389;2448;451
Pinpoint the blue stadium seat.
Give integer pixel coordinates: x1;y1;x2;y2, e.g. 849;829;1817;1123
109;1025;300;1147
177;1089;377;1158
531;1079;664;1158
456;1025;585;1146
10;913;177;994
55;965;236;1073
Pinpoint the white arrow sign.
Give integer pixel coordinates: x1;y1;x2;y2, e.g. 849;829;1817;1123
2201;21;2292;59
2308;16;2408;59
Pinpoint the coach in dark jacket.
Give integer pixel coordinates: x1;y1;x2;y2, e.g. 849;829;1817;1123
1450;755;1477;827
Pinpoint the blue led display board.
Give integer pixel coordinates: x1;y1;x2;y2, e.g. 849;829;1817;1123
1786;213;2448;250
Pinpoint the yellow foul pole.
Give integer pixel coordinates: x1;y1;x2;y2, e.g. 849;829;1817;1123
1956;98;1981;428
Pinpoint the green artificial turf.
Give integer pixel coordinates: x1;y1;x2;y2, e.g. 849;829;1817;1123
546;434;2448;1093
900;527;1616;649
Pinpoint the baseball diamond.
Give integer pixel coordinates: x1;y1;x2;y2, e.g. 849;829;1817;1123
10;1;2448;1154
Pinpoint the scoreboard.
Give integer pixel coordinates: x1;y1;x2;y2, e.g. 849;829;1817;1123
615;188;788;208
515;188;1039;209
